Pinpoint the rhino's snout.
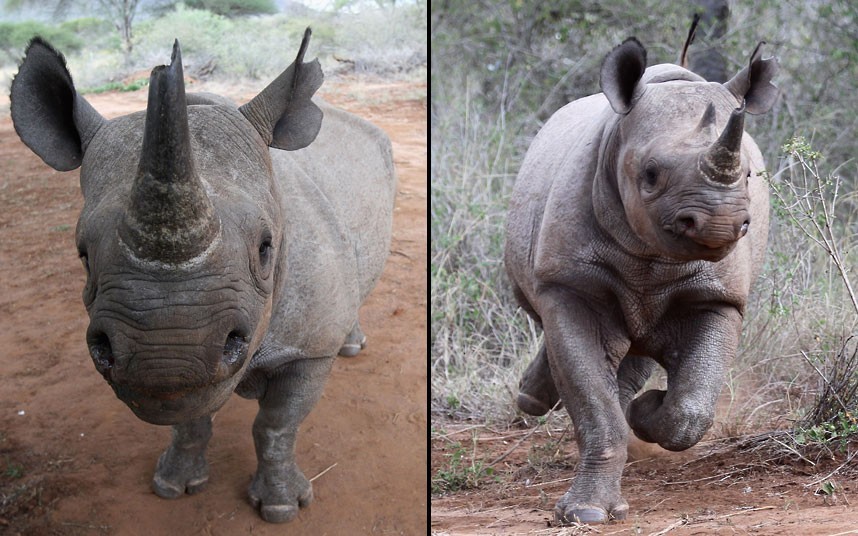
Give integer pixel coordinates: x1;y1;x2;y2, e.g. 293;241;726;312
86;326;251;394
672;209;750;249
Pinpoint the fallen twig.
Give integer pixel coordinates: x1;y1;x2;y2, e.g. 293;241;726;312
309;462;338;482
648;517;687;536
487;401;563;468
805;448;858;488
663;465;754;485
717;505;776;519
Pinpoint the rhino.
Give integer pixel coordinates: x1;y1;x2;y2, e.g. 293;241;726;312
10;29;395;523
504;37;778;524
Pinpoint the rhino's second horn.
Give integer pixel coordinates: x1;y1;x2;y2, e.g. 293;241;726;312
120;40;219;264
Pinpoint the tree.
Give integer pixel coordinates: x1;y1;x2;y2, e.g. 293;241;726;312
97;0;139;59
4;0;141;62
183;0;277;17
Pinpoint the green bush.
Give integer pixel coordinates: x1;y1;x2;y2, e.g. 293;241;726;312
134;5;232;60
184;0;277;17
0;21;84;65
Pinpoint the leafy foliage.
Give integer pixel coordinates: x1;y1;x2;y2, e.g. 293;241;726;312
431;440;495;495
183;0;277;17
0;21;83;63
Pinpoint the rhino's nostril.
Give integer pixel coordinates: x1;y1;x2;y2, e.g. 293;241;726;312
88;332;114;378
223;331;249;368
677;217;696;234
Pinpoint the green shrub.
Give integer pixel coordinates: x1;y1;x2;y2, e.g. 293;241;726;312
0;21;84;65
184;0;277;17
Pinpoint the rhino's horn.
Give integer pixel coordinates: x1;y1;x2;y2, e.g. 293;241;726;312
121;40;219;264
694;102;717;136
700;104;745;185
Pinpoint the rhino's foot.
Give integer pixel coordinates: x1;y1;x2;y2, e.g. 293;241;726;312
151;446;209;499
338;323;367;358
248;462;313;523
627;389;712;451
554;491;628;525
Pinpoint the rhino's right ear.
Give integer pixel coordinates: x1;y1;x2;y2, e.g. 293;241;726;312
239;28;324;151
10;38;105;171
600;37;647;115
724;42;779;115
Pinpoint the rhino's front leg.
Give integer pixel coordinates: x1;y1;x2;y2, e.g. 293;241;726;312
249;356;334;523
152;415;213;498
627;306;741;451
540;289;631;525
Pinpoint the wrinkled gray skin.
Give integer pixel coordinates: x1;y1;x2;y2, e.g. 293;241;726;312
10;30;395;523
505;38;778;524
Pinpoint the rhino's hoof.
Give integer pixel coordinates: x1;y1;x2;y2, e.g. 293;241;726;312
248;485;313;523
260;504;299;523
517;392;562;416
555;504;627;525
337;335;367;357
151;474;208;499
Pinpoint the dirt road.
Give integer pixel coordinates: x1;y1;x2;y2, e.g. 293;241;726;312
0;78;426;534
432;422;858;535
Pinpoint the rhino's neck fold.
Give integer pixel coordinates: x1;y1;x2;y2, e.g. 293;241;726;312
121;40;219;264
592;118;665;261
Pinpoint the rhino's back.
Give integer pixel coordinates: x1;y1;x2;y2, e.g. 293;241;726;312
272;100;395;301
261;100;395;358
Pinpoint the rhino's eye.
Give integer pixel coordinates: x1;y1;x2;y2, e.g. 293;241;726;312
642;161;659;188
258;237;273;266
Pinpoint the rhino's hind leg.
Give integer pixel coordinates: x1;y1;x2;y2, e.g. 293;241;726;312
152;415;212;498
517;342;562;415
337;321;367;357
249;356;334;523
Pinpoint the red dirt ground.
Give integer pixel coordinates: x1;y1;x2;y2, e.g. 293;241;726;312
432;420;858;535
0;78;427;534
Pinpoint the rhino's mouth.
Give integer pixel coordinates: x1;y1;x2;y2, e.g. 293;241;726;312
109;376;239;425
661;227;737;262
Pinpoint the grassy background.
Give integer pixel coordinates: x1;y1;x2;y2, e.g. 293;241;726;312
0;1;427;98
431;0;858;443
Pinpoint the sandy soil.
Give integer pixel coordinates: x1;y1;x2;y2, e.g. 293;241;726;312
0;78;427;534
432;421;858;535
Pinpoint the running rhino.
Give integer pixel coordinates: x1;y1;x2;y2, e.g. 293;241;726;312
505;38;778;524
10;30;395;523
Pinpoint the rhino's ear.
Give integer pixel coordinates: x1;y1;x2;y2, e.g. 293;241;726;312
724;42;779;115
600;37;647;115
239;28;324;151
10;38;105;171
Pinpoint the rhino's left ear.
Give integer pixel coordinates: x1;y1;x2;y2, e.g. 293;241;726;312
239;28;323;151
600;37;647;115
10;38;105;171
724;42;779;115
